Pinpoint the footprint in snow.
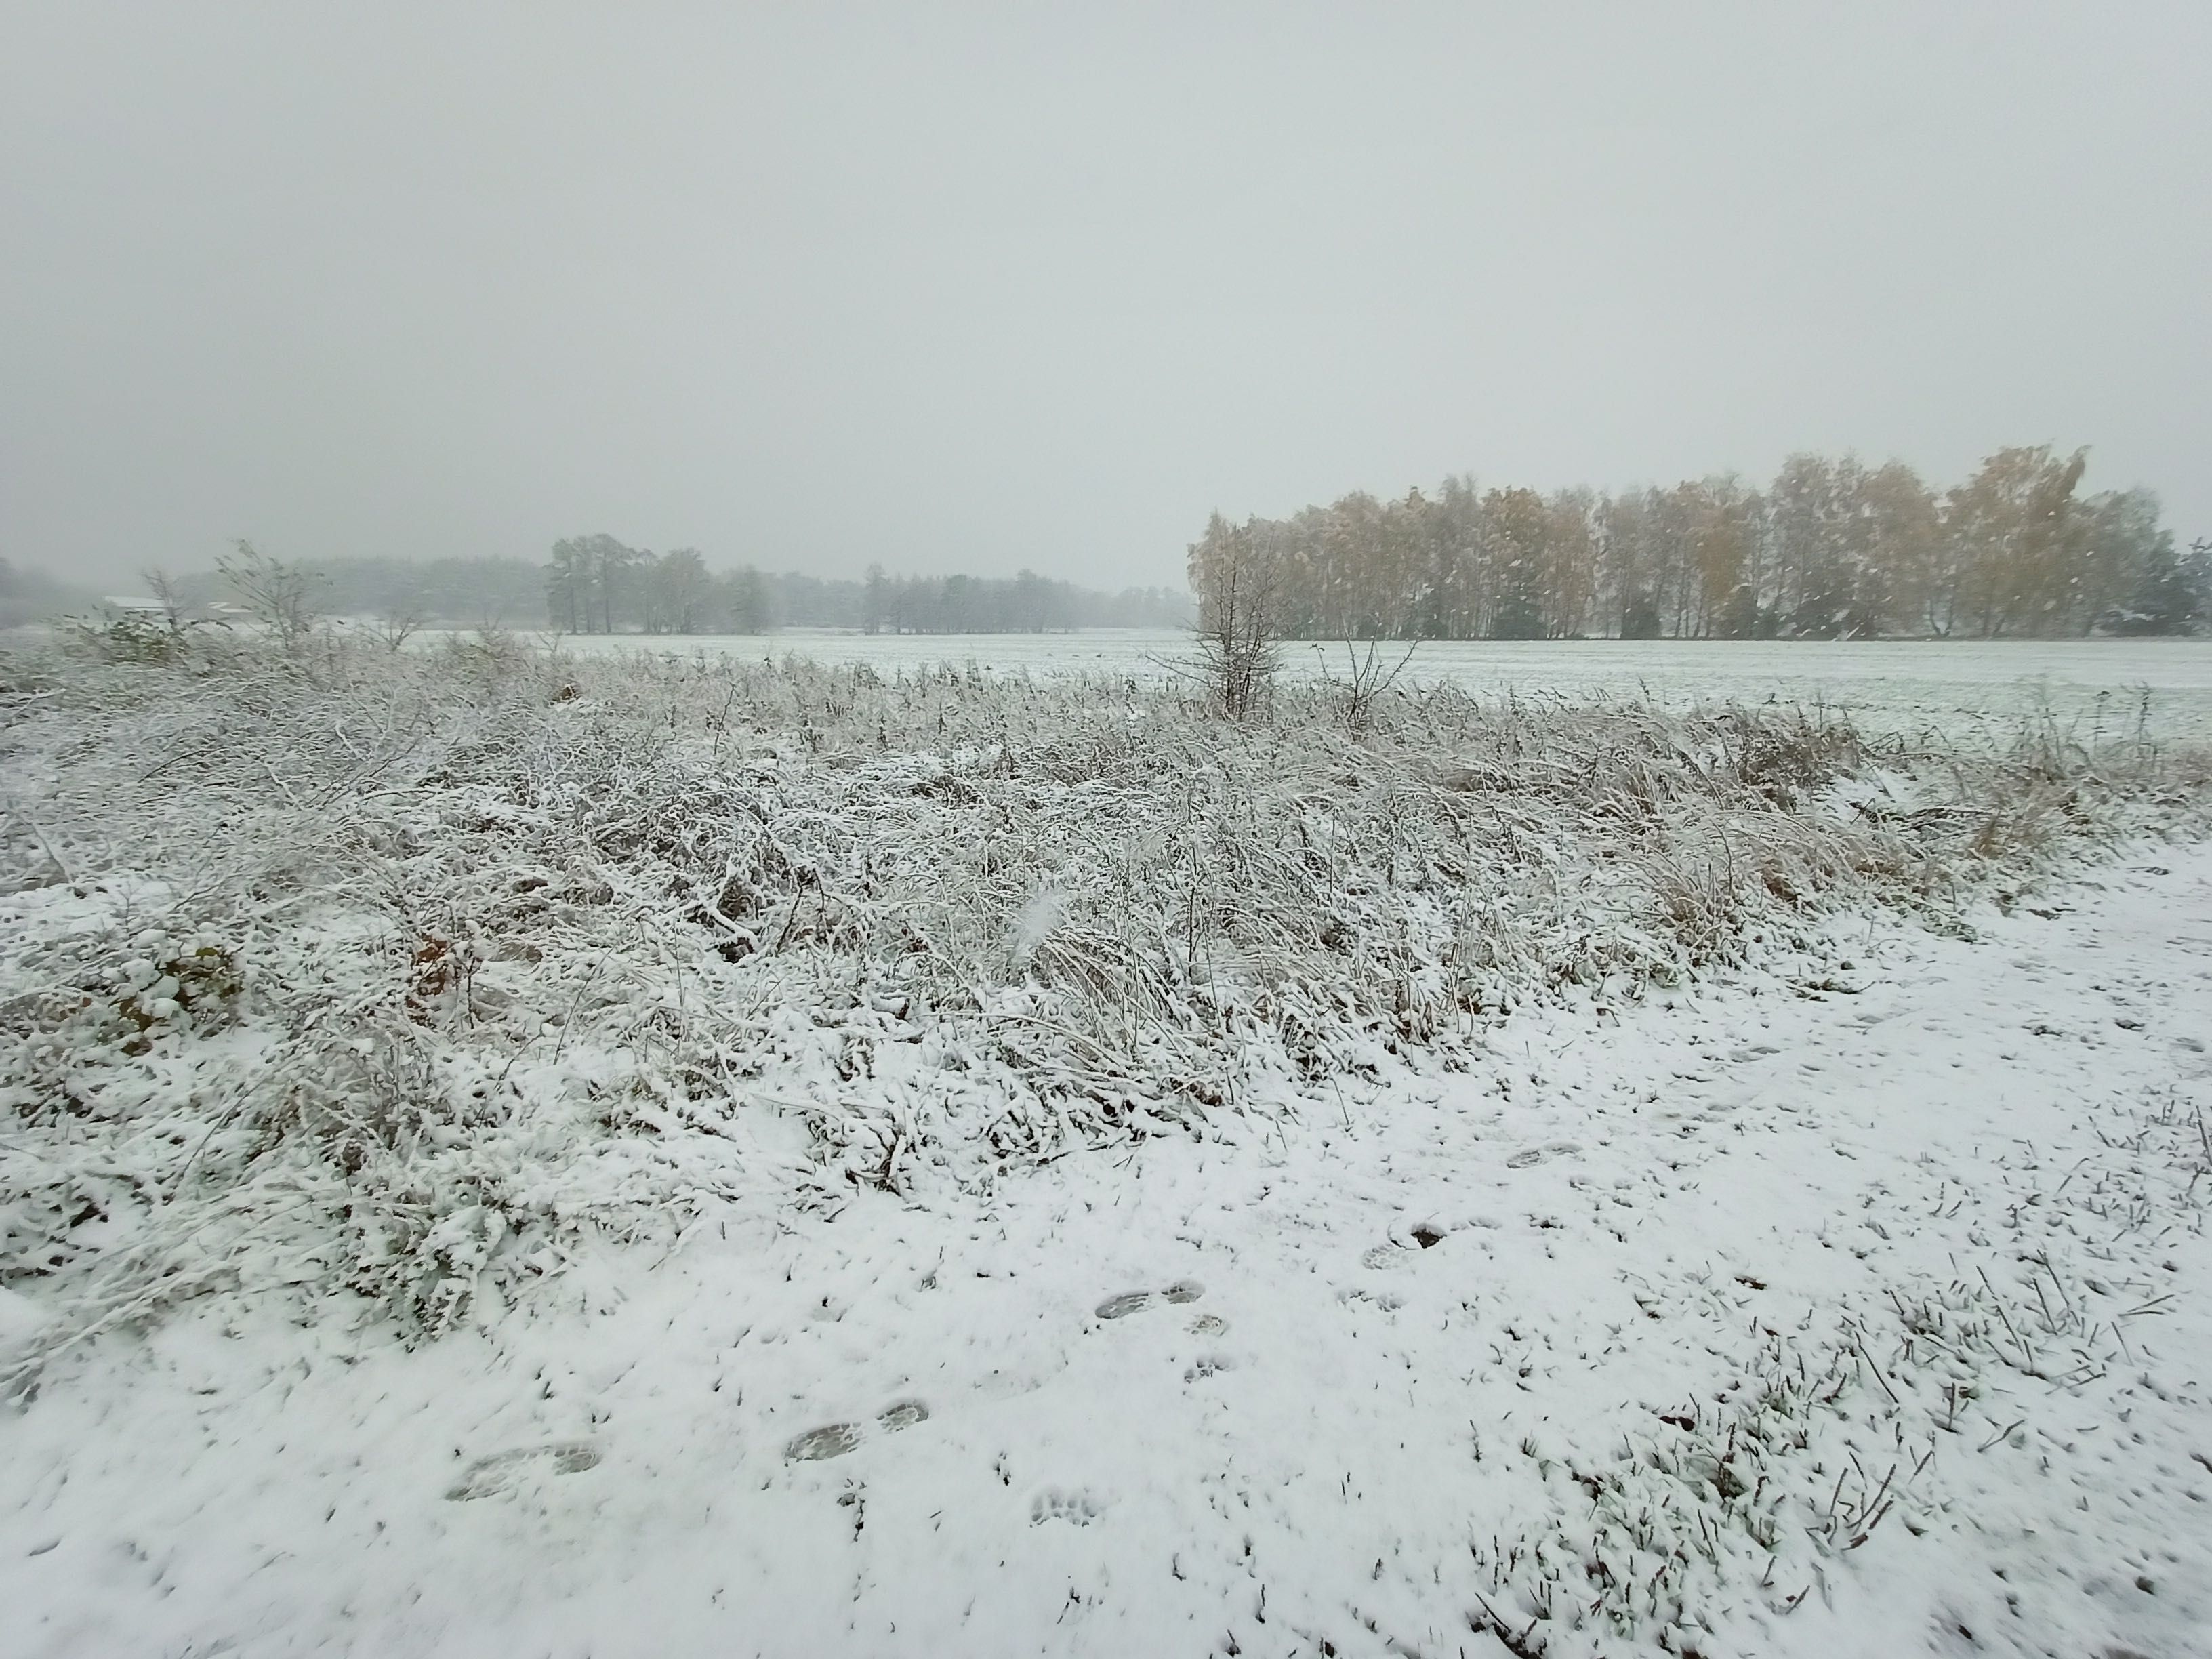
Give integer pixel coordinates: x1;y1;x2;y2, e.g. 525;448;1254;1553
445;1441;602;1500
1031;1488;1103;1526
785;1399;931;1463
1362;1224;1447;1269
1507;1143;1582;1169
1094;1281;1202;1319
1187;1311;1229;1335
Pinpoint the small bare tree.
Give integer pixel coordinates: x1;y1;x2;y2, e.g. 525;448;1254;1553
142;567;197;633
216;539;321;653
1187;512;1278;720
370;602;428;653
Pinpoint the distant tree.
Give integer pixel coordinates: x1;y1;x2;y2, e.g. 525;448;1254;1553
2112;531;2209;635
862;564;888;634
1719;582;1761;640
1415;476;1480;639
2067;487;2173;634
1686;478;1755;638
1769;453;1843;631
598;538;643;632
216;539;321;652
1542;489;1599;638
545;540;589;632
943;576;962;633
1187;512;1279;718
1646;485;1699;638
651;548;711;633
1599;493;1654;638
1943;446;2087;638
544;534;642;632
720;565;771;632
1482;487;1550;640
1859;462;1938;637
1011;569;1053;632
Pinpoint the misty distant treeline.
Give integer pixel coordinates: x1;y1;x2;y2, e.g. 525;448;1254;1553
782;568;1190;634
115;548;1190;634
1192;447;2210;641
540;535;1187;634
1;557;91;628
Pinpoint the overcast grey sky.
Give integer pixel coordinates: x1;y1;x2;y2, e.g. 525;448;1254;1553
3;3;2207;590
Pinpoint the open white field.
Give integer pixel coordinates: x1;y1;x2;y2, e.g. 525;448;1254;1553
7;842;2210;1659
541;631;2212;742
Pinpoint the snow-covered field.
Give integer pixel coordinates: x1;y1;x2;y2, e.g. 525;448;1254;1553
10;851;2212;1658
545;631;2212;741
4;630;2211;1658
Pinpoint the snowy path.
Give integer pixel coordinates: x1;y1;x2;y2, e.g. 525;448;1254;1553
7;845;2212;1658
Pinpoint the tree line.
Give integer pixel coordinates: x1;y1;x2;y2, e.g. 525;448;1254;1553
1190;447;2210;642
117;548;1189;634
543;535;1187;634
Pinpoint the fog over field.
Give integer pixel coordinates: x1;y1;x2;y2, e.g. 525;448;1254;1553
2;6;2208;594
5;9;2212;1659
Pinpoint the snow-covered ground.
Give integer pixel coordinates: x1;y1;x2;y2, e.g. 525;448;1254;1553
538;632;2212;741
7;838;2209;1658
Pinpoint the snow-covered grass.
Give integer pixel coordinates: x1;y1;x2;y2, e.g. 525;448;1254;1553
6;846;2211;1659
4;628;2211;1656
1;629;2200;1366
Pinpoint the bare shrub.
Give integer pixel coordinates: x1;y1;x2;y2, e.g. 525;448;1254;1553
369;605;427;653
216;539;321;653
62;608;192;665
1186;513;1279;719
144;568;199;633
1315;638;1418;737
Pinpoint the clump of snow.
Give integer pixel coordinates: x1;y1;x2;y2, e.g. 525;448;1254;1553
1009;886;1072;968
